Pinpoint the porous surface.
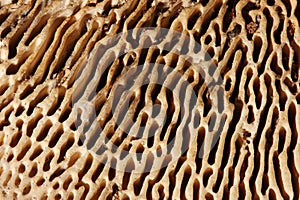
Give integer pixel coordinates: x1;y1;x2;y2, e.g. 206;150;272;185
0;0;300;199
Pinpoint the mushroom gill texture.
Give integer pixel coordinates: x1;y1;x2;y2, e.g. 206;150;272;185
0;0;300;199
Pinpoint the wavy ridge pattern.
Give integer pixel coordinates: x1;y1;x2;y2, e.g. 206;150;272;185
0;0;299;199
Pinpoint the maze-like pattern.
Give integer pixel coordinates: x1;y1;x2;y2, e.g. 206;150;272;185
0;0;300;199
